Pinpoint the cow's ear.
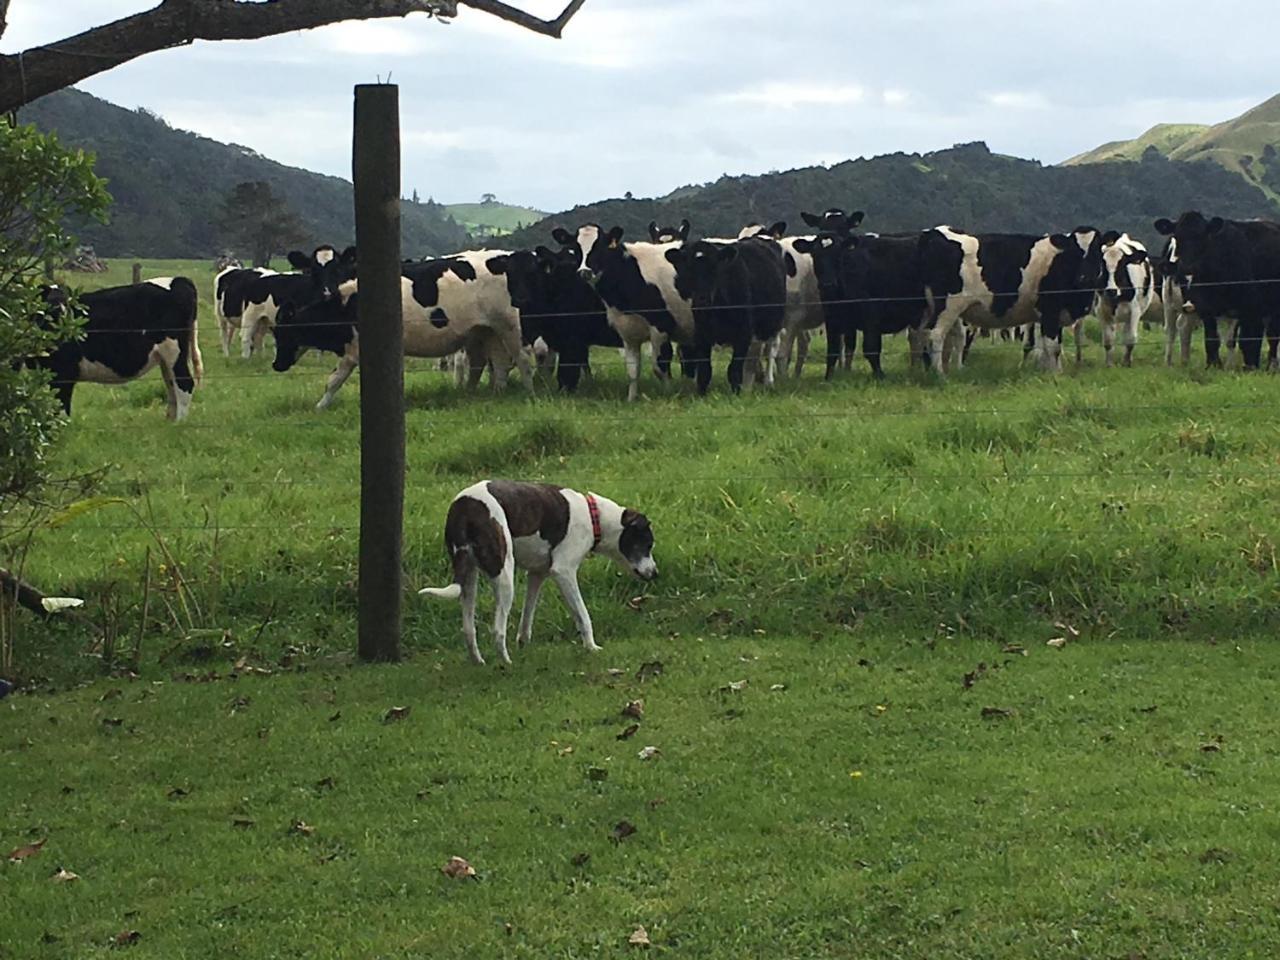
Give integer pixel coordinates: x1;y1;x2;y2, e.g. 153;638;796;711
606;226;625;248
648;220;660;242
551;227;575;246
1154;218;1175;236
1049;233;1072;250
769;220;787;238
487;255;509;275
1101;230;1122;247
800;211;824;229
287;251;312;271
339;246;358;265
847;210;865;229
678;219;691;242
1208;217;1225;234
792;238;816;254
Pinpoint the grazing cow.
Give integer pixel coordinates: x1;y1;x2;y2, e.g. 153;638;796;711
1077;232;1157;367
796;231;933;379
738;222;833;379
648;219;691;244
502;246;622;392
213;266;275;356
238;273;324;359
918;226;1104;373
665;237;786;394
272;251;532;409
33;277;201;420
1152;237;1215;367
1154;213;1280;369
554;224;696;401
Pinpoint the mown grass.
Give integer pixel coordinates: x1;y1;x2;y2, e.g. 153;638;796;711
3;259;1280;958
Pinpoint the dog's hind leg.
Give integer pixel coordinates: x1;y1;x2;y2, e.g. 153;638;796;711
492;564;516;665
460;567;483;665
553;570;600;653
516;572;547;647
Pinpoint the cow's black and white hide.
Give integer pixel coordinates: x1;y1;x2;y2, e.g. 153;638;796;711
32;277;202;420
1154;212;1280;369
272;251;531;410
553;224;695;401
664;237;786;394
917;225;1104;373
800;208;866;236
1080;232;1157;367
213;266;275;357
648;219;691;244
237;272;328;359
286;244;358;303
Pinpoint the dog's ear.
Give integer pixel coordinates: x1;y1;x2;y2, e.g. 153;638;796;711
621;509;650;529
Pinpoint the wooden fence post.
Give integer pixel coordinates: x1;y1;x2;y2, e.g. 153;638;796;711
353;83;404;664
132;262;142;284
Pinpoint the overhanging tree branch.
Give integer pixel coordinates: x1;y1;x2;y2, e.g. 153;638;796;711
0;0;587;114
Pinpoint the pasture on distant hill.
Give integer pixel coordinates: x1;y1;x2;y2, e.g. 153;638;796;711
3;258;1280;958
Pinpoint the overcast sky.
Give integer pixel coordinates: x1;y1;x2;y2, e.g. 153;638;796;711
5;1;1276;212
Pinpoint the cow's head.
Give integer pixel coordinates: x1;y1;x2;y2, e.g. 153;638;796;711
551;223;603;277
287;244;357;301
271;294;355;373
582;225;628;278
1098;235;1149;308
739;221;787;240
648;219;691;244
800;208;865;236
494;250;542;313
1154;212;1223;281
665;240;735;306
793;233;856;302
1076;229;1121;290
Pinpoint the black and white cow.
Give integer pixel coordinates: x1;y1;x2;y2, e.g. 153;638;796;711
918;226;1104;373
272;251;532;409
1154;212;1280;369
33;277;202;420
502;245;623;392
288;245;358;303
238;272;328;359
1081;232;1157;367
738;221;830;379
796;231;933;379
664;236;786;394
648;219;691;244
213;266;275;357
553;223;696;401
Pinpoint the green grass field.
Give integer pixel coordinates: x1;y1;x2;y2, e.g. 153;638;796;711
445;201;549;237
3;258;1280;958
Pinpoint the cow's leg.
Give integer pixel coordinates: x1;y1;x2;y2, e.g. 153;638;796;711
459;566;483;665
240;318;257;359
219;315;235;357
793;327;811;378
1101;317;1116;368
53;379;74;415
1203;316;1223;368
152;336;193;421
944;322;966;372
552;568;599;653
515;571;547;647
927;304;962;376
317;352;359;410
491;563;515;666
863;324;886;379
1038;313;1064;373
650;330;672;380
1074;318;1085;367
623;339;642;402
1179;314;1195;366
693;341;714;395
1121;308;1139;367
1163;309;1178;366
557;343;586;393
761;333;779;387
1224;319;1241;369
741;338;763;393
501;322;534;394
823;318;843;380
1238;318;1264;370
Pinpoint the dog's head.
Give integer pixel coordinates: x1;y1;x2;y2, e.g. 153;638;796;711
617;508;657;581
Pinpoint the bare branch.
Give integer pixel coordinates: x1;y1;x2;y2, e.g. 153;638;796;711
0;0;588;114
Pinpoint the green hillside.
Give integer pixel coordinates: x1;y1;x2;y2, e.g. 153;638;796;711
507;140;1278;252
19;88;470;259
444;200;548;238
1062;123;1209;165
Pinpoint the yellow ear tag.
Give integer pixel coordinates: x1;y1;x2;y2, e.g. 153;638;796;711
609;238;619;249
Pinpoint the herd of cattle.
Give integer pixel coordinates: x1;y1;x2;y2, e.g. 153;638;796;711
29;209;1280;418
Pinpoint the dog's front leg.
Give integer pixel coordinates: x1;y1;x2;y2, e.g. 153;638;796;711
553;570;600;653
516;572;547;647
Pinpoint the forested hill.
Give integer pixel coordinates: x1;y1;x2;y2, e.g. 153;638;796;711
20;88;469;259
507;141;1279;251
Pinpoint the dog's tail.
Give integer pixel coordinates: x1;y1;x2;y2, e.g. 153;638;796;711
418;545;473;601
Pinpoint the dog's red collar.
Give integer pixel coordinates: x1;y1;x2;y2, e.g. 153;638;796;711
586;494;602;550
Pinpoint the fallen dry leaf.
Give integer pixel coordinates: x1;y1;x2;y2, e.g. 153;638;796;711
290;820;316;837
441;856;476;879
637;746;660;761
720;679;748;693
1054;621;1081;638
616;724;640;741
101;717;124;727
648;796;667;809
635;661;664;682
558;745;575;757
382;706;411;724
625;596;649;611
622;699;645;720
110;930;141;948
166;786;189;800
1046;637;1068;649
1001;643;1027;655
769;683;787;692
8;838;46;862
611;820;637;843
231;816;255;829
981;706;1014;720
629;925;651;947
51;867;79;883
607;668;626;678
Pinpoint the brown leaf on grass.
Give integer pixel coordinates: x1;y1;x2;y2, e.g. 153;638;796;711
622;699;645;720
637;746;660;761
8;838;46;862
626;595;649;611
1200;741;1223;753
290;820;316;837
719;679;748;694
963;663;988;690
610;820;637;843
231;817;255;829
628;925;651;947
1001;644;1027;655
110;930;141;948
1046;637;1068;649
981;706;1014;720
616;724;640;741
571;852;591;867
1053;621;1081;638
770;683;787;692
1199;847;1234;864
382;706;411;724
635;661;663;682
51;867;80;882
441;856;476;879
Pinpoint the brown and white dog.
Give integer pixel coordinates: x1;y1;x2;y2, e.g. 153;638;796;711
420;480;658;665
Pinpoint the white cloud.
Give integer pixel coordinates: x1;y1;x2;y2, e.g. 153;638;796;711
882;89;911;107
720;82;866;109
307;20;440;58
986;91;1050;111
